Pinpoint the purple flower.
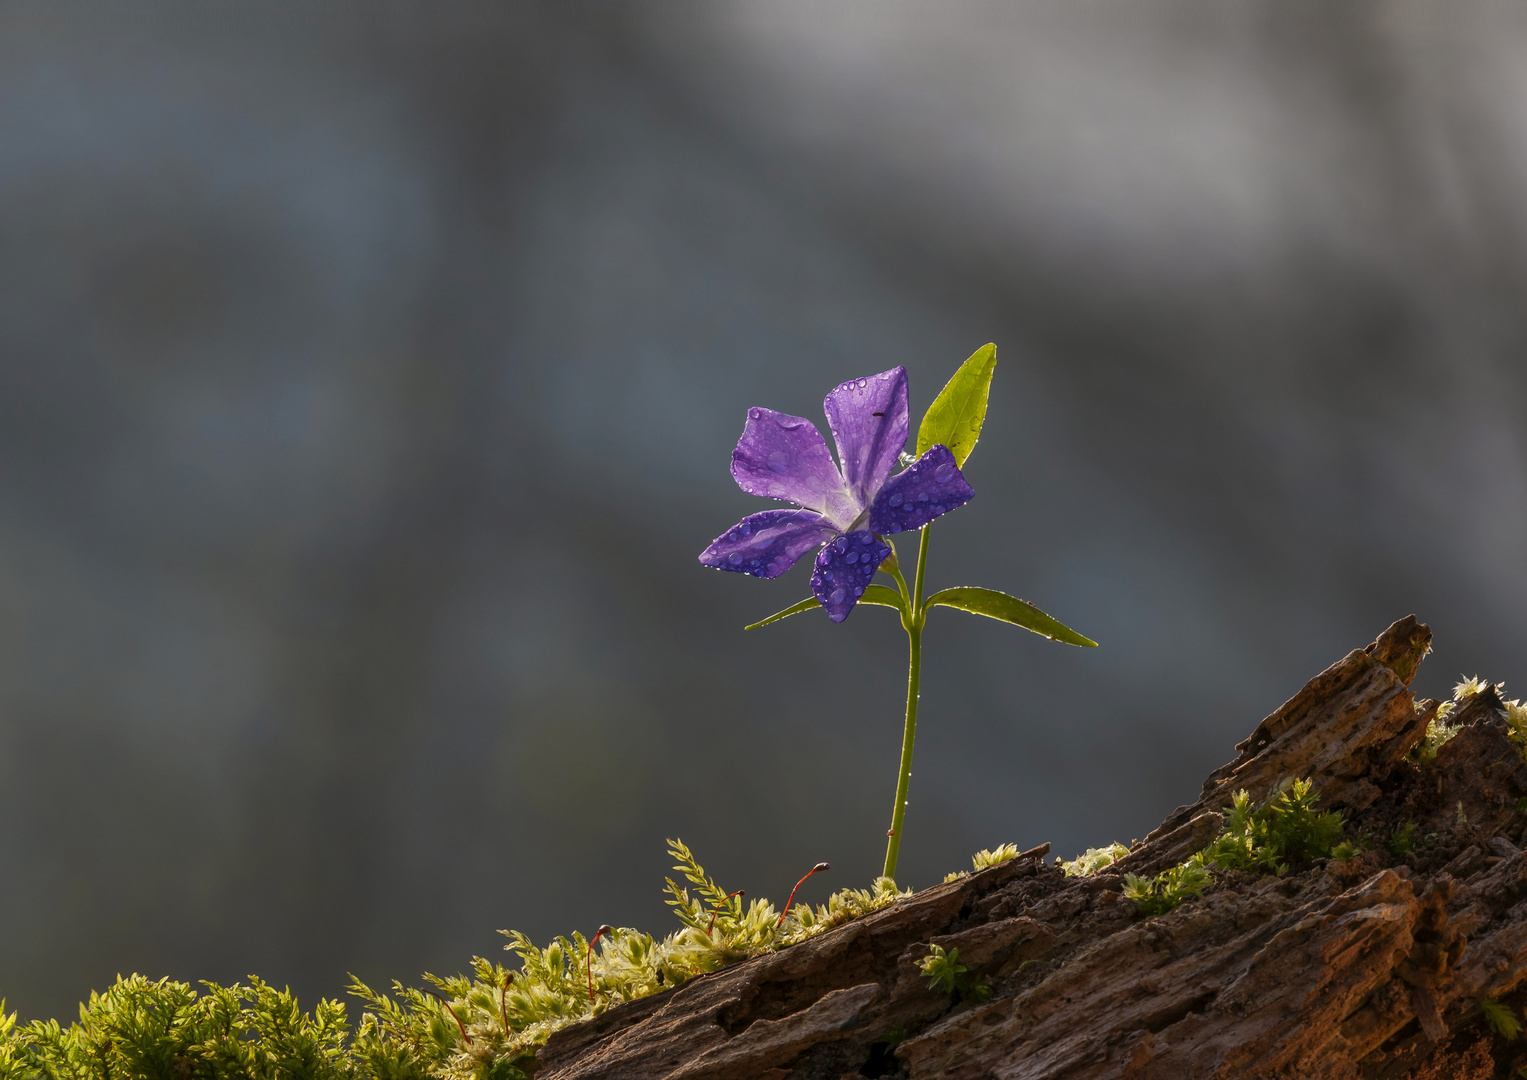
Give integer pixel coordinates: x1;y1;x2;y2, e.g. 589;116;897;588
699;367;975;622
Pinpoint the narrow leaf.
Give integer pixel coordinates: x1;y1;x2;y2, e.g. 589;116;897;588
745;585;906;630
916;343;996;466
926;586;1097;646
744;597;821;630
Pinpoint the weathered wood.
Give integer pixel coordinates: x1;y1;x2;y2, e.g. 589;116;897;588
536;616;1527;1078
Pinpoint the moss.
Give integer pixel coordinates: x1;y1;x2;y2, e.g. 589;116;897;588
917;945;990;1003
1059;843;1130;878
1479;996;1522;1041
970;843;1019;870
1122;778;1348;916
0;840;924;1080
1386;822;1419;857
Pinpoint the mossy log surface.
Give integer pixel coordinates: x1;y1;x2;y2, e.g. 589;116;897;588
534;617;1527;1079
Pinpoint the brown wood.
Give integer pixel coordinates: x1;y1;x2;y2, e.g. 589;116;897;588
534;616;1527;1078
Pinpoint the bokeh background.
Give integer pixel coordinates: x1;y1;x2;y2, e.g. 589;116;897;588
3;1;1526;1021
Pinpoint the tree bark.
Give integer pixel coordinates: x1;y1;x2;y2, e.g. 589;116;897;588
535;616;1527;1079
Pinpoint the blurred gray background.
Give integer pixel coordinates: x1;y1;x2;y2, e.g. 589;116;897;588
3;1;1525;1021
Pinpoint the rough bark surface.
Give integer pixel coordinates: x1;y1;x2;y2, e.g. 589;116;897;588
534;617;1527;1079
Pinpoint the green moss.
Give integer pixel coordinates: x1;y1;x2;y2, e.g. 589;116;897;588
0;841;915;1080
1386;823;1419;857
1122;861;1211;917
916;945;990;1003
1122;778;1348;917
971;843;1021;871
0;977;371;1080
1059;843;1130;878
1480;996;1522;1040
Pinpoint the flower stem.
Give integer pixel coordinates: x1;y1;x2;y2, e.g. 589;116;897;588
883;525;932;880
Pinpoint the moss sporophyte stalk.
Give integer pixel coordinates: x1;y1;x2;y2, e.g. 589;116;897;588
699;344;1098;878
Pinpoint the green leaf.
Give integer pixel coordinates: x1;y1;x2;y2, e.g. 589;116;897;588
925;586;1097;646
916;343;996;466
745;585;906;630
860;584;907;612
744;597;821;630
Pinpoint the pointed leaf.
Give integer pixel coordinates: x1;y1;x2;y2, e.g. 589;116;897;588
925;586;1097;646
916;343;996;466
744;597;821;630
745;584;906;630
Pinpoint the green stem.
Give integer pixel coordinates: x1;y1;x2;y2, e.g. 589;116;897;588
883;526;932;880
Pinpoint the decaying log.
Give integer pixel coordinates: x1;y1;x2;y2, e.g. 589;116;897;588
535;616;1527;1079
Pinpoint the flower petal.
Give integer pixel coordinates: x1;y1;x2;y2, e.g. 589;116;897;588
809;530;892;622
868;444;974;534
699;509;836;579
730;407;858;527
823;367;909;507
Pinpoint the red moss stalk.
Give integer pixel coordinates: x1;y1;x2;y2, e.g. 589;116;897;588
778;862;830;927
707;889;746;936
587;925;616;1001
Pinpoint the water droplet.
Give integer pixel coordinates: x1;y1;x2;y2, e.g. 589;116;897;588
835;538;848;552
844;551;858;564
934;463;956;484
829;588;847;605
728;552;743;565
740;522;752;536
854;586;864;596
749;408;761;420
768;450;790;473
858;379;868;389
888;492;903;507
861;533;874;544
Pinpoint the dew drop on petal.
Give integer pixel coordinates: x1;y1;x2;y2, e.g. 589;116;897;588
728;552;743;564
844;551;858;564
740;522;751;536
829;588;847;605
858;379;868;389
767;450;790;472
888;492;903;507
854;586;863;596
934;463;956;484
862;533;874;544
749;408;761;420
